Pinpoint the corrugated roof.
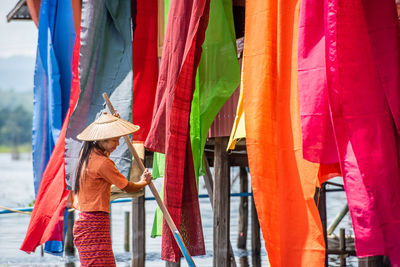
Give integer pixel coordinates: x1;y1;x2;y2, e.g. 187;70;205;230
7;0;31;22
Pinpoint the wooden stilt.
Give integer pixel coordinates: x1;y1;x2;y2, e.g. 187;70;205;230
203;154;237;267
237;167;248;250
251;195;261;267
166;260;180;267
359;256;392;267
213;137;231;267
132;196;145;267
315;184;328;266
124;211;130;252
339;228;346;267
64;209;75;256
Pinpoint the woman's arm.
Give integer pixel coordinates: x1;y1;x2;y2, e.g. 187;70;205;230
122;168;153;193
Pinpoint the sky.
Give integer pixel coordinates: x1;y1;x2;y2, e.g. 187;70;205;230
0;0;37;58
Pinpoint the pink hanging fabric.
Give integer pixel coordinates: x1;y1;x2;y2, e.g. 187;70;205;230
299;0;400;263
298;0;339;164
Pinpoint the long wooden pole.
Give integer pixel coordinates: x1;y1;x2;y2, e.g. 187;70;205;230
102;93;195;267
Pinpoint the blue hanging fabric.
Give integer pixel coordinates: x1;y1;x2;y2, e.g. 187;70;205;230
32;0;76;254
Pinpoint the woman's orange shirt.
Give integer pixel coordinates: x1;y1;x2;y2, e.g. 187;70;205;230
73;147;128;213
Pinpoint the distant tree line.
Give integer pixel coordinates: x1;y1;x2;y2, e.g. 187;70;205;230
0;106;32;147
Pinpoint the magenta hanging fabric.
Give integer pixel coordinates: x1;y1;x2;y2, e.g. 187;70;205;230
298;0;400;263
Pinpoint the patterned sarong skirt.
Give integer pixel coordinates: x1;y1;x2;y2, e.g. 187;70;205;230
73;211;116;267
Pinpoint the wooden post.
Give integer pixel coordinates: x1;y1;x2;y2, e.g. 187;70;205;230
124;211;130;252
64;209;75;256
237;167;248;250
132;196;145;267
166;260;181;267
130;143;145;266
251;195;261;267
213;137;231;267
204;155;237;267
339;228;346;267
359;256;391;267
315;184;328;266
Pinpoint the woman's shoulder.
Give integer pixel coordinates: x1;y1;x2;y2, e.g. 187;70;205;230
89;148;113;167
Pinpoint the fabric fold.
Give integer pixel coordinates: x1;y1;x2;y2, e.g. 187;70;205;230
64;0;134;190
325;0;400;262
21;28;81;254
131;0;158;142
298;0;400;263
32;0;75;195
144;0;210;261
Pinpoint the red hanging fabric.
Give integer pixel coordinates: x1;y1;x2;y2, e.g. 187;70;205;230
20;30;81;253
144;0;210;262
131;0;158;142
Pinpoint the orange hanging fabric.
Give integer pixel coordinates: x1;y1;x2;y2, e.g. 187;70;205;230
243;0;325;266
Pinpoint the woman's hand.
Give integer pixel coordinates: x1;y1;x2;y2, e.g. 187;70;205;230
140;168;153;185
123;169;153;193
102;110;120;118
113;111;121;118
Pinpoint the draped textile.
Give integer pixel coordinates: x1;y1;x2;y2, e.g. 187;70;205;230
30;0;76;254
299;0;400;262
189;0;240;178
64;0;134;190
131;0;158;142
150;0;239;239
243;0;325;266
26;0;81;31
26;0;41;27
144;0;210;261
32;0;75;196
21;29;81;254
227;69;245;150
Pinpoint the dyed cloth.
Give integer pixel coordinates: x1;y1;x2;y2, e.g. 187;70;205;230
227;69;245;150
298;0;400;262
151;0;240;237
65;0;134;190
131;0;158;142
32;0;75;196
26;0;41;26
190;0;240;177
20;20;82;255
144;0;210;262
243;0;326;266
73;211;115;267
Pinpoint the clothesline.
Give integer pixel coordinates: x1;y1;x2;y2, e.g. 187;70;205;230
0;192;254;215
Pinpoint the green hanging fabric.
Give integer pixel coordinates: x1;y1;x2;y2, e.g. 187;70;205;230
151;153;165;237
189;0;240;178
150;0;170;238
150;0;239;238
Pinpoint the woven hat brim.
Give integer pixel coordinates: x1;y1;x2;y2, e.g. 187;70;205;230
77;117;140;141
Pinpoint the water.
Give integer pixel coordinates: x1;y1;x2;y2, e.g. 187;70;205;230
0;153;356;266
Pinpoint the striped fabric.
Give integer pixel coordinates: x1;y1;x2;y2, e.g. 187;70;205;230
73;212;115;267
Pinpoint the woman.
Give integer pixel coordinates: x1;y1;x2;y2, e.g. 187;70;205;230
72;112;152;266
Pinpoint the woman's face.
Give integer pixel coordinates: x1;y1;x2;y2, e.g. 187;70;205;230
98;137;120;155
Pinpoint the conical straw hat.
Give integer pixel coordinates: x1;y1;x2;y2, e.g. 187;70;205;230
77;113;140;141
